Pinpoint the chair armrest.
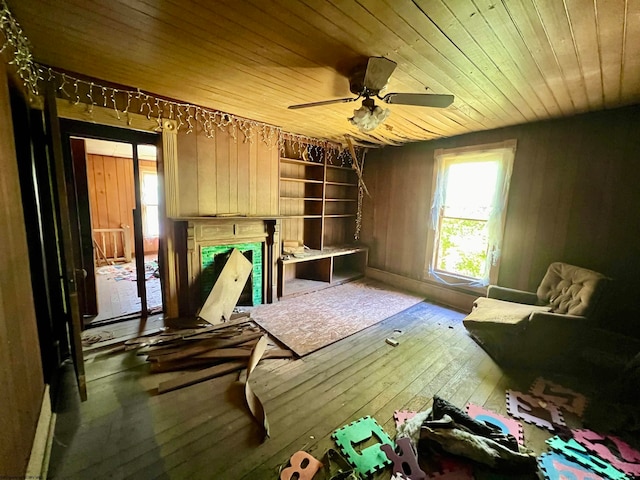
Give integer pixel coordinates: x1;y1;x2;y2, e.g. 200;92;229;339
487;285;539;305
529;311;594;326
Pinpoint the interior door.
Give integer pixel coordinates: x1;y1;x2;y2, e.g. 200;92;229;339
59;120;161;325
132;144;148;317
69;138;98;317
44;85;87;400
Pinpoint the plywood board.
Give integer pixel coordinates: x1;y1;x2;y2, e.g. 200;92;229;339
198;248;253;325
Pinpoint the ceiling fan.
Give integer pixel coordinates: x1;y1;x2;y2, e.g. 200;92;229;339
288;57;454;131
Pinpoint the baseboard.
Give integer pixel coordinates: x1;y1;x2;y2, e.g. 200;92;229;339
26;385;56;480
365;267;477;313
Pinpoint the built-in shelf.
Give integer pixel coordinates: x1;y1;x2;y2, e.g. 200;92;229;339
281;157;324;167
280;177;324;184
281;196;323;201
278;246;368;299
325;181;357;186
278;142;364;299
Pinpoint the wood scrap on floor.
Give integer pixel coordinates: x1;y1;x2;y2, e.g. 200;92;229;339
124;313;287;441
244;336;270;439
115;248;295;441
124;314;294;389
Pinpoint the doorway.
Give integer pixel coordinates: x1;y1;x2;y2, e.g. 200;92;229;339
60;120;163;328
83;138;162;325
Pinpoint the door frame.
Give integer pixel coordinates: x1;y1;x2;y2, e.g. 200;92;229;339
59;119;160;321
45;97;179;401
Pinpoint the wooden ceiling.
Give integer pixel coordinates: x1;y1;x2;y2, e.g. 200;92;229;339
8;0;640;146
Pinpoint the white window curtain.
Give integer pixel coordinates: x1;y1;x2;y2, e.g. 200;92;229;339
428;140;516;287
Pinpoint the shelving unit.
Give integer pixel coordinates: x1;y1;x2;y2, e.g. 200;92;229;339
278;142;367;298
278;247;368;298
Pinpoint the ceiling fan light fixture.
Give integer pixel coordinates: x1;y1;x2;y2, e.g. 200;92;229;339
349;102;390;132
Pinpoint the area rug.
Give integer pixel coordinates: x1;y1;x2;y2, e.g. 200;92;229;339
251;279;425;356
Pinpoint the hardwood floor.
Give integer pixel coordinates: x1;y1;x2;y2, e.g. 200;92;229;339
49;300;634;479
88;256;162;325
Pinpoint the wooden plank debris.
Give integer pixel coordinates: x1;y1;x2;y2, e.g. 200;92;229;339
116;263;296;435
143;332;264;362
244;336;270;439
148;348;294;373
121;311;295;393
158;361;247;393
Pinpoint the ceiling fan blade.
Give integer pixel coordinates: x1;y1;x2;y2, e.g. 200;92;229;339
381;92;454;108
288;97;357;109
363;57;397;93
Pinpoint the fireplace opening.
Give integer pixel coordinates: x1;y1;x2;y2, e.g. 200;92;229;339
200;242;263;307
212;250;253;306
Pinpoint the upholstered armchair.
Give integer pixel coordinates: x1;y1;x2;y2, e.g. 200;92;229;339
463;262;610;367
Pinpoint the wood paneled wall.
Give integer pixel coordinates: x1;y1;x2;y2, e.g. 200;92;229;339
86;154;158;256
176;125;279;217
362;105;640;337
0;61;44;478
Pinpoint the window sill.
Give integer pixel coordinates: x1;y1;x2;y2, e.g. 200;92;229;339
424;271;488;297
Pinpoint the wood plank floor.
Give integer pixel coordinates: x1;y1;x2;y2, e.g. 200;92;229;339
49;300;636;480
88;256;162;325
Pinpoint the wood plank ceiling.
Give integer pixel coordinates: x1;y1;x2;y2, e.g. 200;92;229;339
8;0;640;146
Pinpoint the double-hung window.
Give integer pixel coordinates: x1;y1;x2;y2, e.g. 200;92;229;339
141;170;159;237
426;140;516;287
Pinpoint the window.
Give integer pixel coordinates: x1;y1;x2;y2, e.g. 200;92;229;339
141;170;159;237
426;140;516;287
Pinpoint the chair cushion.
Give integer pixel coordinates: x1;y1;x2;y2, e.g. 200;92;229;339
464;297;551;326
536;262;607;316
463;298;553;362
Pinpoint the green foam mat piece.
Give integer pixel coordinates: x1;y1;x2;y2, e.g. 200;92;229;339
331;415;394;477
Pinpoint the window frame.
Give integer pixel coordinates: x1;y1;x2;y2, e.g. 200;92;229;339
424;140;516;290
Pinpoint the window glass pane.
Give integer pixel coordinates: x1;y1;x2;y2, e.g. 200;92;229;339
436;218;488;278
145;205;160;237
443;161;498;220
142;173;158;205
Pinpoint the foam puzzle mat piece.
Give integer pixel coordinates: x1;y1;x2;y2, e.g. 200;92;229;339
529;377;588;417
573;429;640;477
323;448;360;480
394;410;418;429
546;436;627;480
427;468;474;479
506;390;565;432
280;451;323;480
427;472;474;479
538;452;604;480
427;456;474;479
466;403;525;445
331;416;394;477
381;437;426;480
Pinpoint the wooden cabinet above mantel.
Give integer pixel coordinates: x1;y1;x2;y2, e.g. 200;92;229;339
175;126;279;218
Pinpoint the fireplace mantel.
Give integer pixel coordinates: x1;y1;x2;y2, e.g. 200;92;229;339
178;216;281;315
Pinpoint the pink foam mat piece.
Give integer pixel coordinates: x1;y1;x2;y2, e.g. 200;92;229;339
573;429;640;477
466;403;525;445
279;451;323;480
538;452;604;480
394;410;418;429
